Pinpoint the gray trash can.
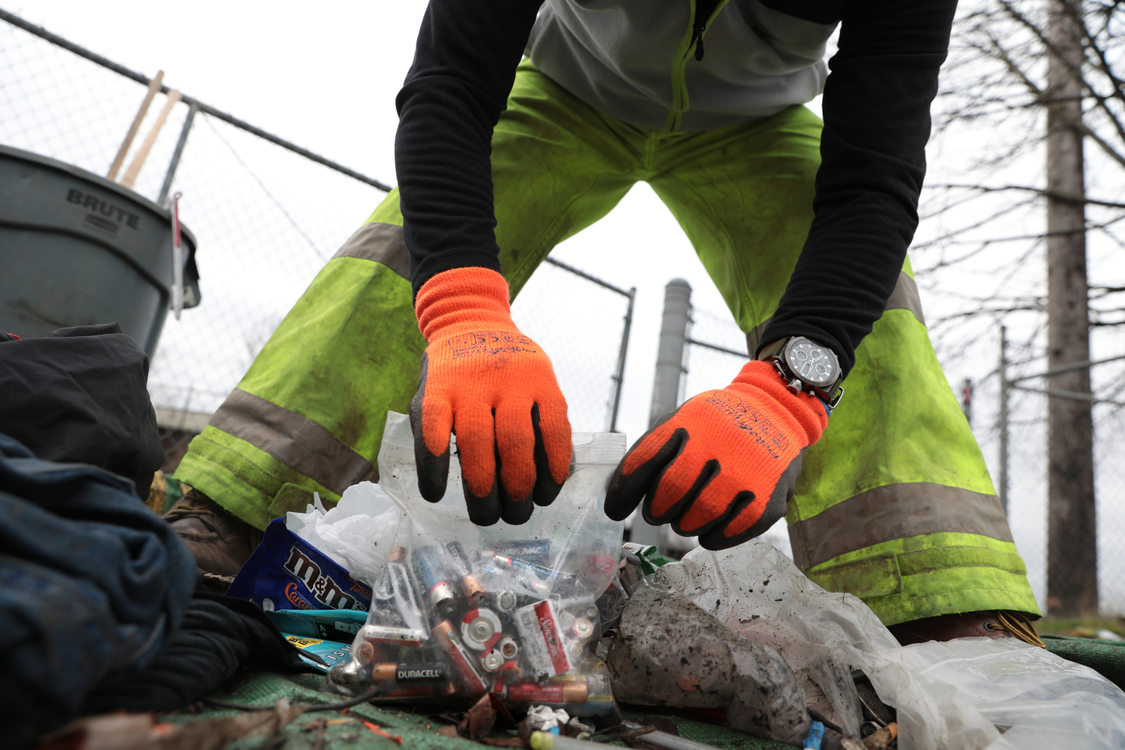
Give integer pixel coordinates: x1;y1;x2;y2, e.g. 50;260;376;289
0;144;200;357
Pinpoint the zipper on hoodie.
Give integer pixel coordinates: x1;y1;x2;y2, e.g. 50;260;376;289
664;0;728;132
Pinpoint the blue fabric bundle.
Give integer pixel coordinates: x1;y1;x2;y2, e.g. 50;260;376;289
0;433;197;744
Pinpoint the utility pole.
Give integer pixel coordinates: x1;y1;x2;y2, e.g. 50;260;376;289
1044;0;1097;616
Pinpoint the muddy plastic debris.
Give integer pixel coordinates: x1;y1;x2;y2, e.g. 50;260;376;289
606;585;810;745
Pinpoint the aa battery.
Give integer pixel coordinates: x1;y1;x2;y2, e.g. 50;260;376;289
369;682;457;700
495;590;519;613
432;619;489;693
460;607;503;650
480;649;504;672
569;617;595;640
497;635;519;660
360;623;428;648
413;544;457;614
445;541;490;606
492;539;551;566
370;661;449;683
498;659;522;685
552;597;600;640
491;552;554;580
387;559;427;630
354;639;378;665
506;678;589;705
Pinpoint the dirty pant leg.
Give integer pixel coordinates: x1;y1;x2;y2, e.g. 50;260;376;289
173;223;424;529
647;105;1039;624
789;307;1040;625
174;61;641;529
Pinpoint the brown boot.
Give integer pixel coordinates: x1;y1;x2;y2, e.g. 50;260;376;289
889;610;1046;649
164;488;264;590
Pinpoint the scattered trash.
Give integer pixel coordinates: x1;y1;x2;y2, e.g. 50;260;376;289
647;542;1125;749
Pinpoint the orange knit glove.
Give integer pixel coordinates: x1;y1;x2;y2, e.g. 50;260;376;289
604;360;828;549
411;267;572;525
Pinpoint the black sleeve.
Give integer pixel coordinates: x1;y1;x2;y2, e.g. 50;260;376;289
395;0;545;295
758;0;959;375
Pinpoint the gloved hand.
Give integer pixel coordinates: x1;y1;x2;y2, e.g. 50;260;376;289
604;359;828;549
411;266;572;525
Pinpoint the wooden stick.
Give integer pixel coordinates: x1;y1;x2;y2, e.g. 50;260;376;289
120;89;182;189
107;71;164;181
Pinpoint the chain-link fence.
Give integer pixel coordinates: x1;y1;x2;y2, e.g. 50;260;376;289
0;12;633;469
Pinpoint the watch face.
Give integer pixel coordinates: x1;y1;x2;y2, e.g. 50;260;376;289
785;339;839;388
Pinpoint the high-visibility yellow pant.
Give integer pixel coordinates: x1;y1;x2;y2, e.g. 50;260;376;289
175;61;1039;625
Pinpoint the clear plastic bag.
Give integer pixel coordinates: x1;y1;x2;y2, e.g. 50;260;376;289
327;412;625;716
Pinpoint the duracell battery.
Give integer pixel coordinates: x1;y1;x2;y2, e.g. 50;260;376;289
445;541;490;606
505;678;589;704
413;544;457;614
369;661;449;683
432;619;489;693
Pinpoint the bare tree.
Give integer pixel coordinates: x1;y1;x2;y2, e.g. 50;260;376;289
915;0;1125;615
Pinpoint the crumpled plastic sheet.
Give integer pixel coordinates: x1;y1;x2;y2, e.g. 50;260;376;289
286;484;406;586
652;541;1125;750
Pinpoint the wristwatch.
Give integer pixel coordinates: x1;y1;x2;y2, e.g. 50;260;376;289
759;336;844;408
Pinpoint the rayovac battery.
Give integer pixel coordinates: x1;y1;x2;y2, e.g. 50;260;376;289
491;552;554;580
445;541;490;606
432;619;489;694
413;544;457;614
492;539;551;566
460;607;503;651
360;623;428;647
370;662;449;683
505;678;589;705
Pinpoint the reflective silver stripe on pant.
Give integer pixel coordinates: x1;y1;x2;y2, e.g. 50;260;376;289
788;482;1014;570
333;221;411;278
209;389;379;494
746;270;926;355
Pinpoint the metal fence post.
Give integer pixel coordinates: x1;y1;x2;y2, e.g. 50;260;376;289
649;278;692;427
607;286;637;433
629;279;692;547
998;324;1009;516
158;101;198;207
